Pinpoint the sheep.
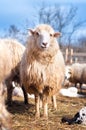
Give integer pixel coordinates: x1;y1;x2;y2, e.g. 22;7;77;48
64;63;86;92
0;39;28;105
62;107;86;125
20;24;65;118
0;42;13;129
0;83;11;130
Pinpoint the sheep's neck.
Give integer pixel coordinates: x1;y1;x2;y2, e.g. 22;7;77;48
29;48;58;64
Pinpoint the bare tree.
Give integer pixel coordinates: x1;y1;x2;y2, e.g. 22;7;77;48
34;4;86;48
4;25;27;44
77;36;86;52
7;25;20;38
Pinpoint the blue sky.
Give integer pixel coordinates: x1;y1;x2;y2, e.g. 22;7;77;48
0;0;86;37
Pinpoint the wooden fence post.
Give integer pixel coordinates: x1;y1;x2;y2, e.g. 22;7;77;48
65;48;68;63
70;48;73;64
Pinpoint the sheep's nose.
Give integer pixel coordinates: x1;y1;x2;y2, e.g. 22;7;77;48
42;42;47;46
65;76;67;79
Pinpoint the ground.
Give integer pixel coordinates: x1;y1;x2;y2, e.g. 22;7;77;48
7;91;86;130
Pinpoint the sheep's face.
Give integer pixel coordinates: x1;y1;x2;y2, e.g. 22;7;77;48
75;107;86;124
65;66;72;80
36;30;51;49
29;29;61;50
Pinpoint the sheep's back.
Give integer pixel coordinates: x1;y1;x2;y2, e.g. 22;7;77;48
81;65;86;84
0;39;25;82
69;63;86;84
2;39;25;68
0;41;12;82
69;64;82;82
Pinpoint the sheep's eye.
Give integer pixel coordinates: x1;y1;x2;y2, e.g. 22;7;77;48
50;34;53;37
82;113;85;116
36;32;39;36
69;72;72;75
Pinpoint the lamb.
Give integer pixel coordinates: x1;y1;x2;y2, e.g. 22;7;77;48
62;107;86;125
20;24;65;118
64;63;86;91
0;39;28;105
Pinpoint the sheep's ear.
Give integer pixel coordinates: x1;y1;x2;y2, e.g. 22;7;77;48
54;32;62;37
28;29;35;35
68;68;72;74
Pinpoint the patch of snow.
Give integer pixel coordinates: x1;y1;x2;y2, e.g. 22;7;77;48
59;87;84;97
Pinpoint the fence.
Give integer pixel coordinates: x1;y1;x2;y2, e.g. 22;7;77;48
63;48;86;64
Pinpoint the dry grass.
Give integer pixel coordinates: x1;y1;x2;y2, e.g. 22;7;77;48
6;91;86;130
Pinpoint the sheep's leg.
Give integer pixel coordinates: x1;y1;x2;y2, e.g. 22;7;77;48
79;83;82;93
21;85;28;104
43;94;48;118
40;99;42;108
52;95;57;110
6;82;13;106
39;93;43;108
75;83;77;88
0;83;11;130
35;94;40;118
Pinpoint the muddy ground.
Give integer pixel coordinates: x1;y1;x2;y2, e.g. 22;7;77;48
7;90;86;130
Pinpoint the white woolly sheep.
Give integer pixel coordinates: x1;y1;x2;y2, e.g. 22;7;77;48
0;83;11;130
64;63;86;91
0;39;28;105
0;61;11;130
20;24;65;118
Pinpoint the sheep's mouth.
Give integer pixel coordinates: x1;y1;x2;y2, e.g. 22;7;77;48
41;45;47;49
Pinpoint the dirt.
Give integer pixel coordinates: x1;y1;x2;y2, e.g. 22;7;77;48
7;91;86;130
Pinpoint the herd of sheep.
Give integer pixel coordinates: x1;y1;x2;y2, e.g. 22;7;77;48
0;24;86;129
64;63;86;91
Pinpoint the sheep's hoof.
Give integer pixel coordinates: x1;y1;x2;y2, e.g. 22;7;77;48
54;107;57;111
35;113;40;119
24;100;28;105
42;115;48;120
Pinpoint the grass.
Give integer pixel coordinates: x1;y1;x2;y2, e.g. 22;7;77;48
7;91;86;130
